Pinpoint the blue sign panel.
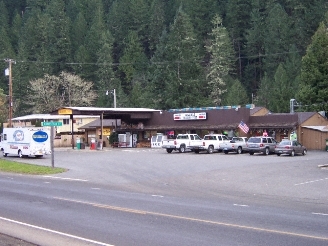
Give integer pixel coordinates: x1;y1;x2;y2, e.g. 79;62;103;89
32;131;48;143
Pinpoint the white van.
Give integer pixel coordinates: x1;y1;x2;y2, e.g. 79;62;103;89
0;127;51;158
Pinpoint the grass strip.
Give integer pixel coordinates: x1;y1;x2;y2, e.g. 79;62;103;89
0;159;66;175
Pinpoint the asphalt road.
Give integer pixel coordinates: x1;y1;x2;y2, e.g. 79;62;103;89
0;147;328;245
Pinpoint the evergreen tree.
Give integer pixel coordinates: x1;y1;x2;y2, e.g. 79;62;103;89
224;0;252;78
147;29;169;109
244;0;266;95
298;22;328;111
205;15;235;106
223;78;249;106
118;31;148;98
161;6;208;109
45;0;72;73
263;3;293;79
95;31;126;107
148;0;166;57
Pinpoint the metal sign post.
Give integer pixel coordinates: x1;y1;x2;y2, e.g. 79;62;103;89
42;122;63;168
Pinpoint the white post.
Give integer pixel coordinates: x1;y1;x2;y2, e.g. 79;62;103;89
113;89;116;108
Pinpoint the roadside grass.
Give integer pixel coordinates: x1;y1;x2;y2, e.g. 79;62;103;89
0;159;66;175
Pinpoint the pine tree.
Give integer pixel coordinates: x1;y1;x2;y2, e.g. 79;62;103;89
118;31;148;98
148;0;166;57
205;15;235;106
223;78;249;106
162;6;207;109
44;0;72;73
263;3;293;79
298;22;328;111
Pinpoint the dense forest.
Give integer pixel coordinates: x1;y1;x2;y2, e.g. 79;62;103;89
0;0;328;121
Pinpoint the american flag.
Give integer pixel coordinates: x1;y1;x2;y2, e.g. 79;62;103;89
238;121;249;134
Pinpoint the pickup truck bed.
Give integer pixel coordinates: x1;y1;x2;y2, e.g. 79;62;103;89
162;134;202;153
219;137;248;154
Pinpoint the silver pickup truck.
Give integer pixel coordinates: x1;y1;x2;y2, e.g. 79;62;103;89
219;137;249;154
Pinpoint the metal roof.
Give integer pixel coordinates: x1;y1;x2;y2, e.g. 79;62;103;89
12;114;99;121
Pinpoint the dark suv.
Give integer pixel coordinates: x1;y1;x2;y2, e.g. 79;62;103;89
247;136;277;155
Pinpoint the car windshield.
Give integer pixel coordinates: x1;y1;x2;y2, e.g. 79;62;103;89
279;140;291;146
248;138;261;143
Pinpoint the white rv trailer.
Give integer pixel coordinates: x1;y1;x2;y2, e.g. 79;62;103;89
0;127;51;158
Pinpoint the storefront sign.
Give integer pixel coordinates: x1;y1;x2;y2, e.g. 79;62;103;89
173;112;206;121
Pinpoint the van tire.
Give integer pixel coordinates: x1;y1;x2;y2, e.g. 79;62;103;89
166;149;173;153
3;152;7;157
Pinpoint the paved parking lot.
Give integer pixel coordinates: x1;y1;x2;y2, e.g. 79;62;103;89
3;148;328;205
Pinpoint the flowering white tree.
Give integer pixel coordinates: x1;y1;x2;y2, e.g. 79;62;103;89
27;71;97;113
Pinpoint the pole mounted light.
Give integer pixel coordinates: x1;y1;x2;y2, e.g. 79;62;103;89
4;59;15;127
106;89;116;108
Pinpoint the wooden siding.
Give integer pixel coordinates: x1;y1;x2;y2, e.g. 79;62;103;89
300;127;328;150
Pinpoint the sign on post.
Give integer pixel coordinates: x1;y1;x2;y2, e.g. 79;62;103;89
41;121;62;168
41;122;63;127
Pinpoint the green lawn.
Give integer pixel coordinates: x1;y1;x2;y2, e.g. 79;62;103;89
0;159;66;175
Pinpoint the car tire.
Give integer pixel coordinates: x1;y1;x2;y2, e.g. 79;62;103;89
237;147;242;154
3;151;7;157
179;145;186;153
264;148;269;155
207;146;214;154
302;149;307;155
290;150;295;157
166;149;173;153
249;152;254;155
224;151;228;154
194;150;200;154
277;153;281;156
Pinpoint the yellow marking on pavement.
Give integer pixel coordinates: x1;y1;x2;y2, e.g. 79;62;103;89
54;197;328;241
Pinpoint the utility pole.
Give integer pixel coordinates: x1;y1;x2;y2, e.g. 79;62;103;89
4;59;15;127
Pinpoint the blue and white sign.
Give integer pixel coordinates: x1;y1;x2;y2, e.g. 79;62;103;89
32;131;49;143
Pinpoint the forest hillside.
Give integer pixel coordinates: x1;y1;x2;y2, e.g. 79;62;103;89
0;0;327;120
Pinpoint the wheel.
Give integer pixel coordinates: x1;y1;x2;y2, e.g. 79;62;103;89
3;151;7;157
166;149;173;153
18;150;23;158
302;149;307;155
264;148;269;155
249;152;254;155
224;151;228;154
290;150;295;157
277;153;281;156
207;146;214;154
179;145;186;153
237;147;242;154
194;150;200;154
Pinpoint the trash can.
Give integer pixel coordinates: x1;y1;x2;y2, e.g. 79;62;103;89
76;137;81;149
326;139;328;151
80;143;85;149
90;138;96;150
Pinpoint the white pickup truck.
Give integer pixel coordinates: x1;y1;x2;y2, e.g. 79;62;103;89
162;133;202;153
219;137;249;154
188;134;229;154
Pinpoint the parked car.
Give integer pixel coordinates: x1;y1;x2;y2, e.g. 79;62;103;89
275;140;307;156
247;136;277;155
